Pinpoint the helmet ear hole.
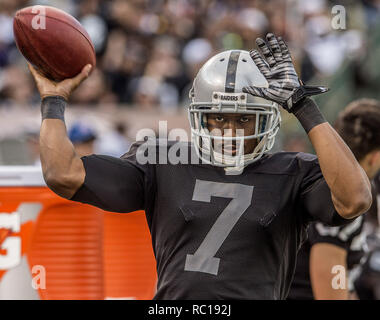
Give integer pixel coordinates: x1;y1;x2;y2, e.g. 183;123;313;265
220;58;225;62
189;86;195;99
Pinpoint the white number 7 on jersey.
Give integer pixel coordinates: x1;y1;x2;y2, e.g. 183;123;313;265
184;179;253;275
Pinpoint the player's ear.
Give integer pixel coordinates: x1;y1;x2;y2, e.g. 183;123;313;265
371;150;380;173
362;150;380;179
369;150;380;165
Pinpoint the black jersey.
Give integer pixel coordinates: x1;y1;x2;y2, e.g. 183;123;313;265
354;175;380;300
288;216;365;300
288;181;380;300
354;237;380;300
71;140;352;300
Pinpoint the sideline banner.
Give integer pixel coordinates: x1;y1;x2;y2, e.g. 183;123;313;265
0;166;157;300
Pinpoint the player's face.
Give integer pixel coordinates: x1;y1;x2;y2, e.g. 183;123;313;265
206;113;258;156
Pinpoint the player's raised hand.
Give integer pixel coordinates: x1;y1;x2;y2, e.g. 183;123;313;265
28;63;92;101
243;33;328;112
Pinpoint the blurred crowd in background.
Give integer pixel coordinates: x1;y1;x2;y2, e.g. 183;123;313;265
0;0;379;160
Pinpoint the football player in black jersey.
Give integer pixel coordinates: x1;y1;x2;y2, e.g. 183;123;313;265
28;33;372;299
354;180;380;300
288;99;380;300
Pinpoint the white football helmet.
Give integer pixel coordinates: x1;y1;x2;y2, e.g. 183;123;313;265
188;49;281;170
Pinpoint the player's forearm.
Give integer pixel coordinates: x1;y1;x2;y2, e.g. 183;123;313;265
39;98;85;199
310;243;349;300
308;122;372;219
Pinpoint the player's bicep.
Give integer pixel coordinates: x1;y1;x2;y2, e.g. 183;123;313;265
70;154;145;213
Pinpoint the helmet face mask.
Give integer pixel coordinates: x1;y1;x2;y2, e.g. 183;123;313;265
188;50;281;169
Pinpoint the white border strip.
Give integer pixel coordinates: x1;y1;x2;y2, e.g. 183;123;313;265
0;166;46;187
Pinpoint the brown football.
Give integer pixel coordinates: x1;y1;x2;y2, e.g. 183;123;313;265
13;5;96;81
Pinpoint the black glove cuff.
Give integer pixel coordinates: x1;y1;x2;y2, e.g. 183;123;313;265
41;96;67;121
292;97;327;133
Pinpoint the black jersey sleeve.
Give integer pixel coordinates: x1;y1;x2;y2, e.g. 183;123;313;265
70;141;155;213
308;215;364;250
297;153;354;226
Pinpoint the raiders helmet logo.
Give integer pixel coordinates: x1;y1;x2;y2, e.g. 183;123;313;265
220;95;239;101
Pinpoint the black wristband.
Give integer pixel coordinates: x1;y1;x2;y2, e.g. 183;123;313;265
292;97;327;133
41;96;67;121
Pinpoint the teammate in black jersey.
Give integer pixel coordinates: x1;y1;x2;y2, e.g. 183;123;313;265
353;184;380;300
288;99;380;300
28;33;372;299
